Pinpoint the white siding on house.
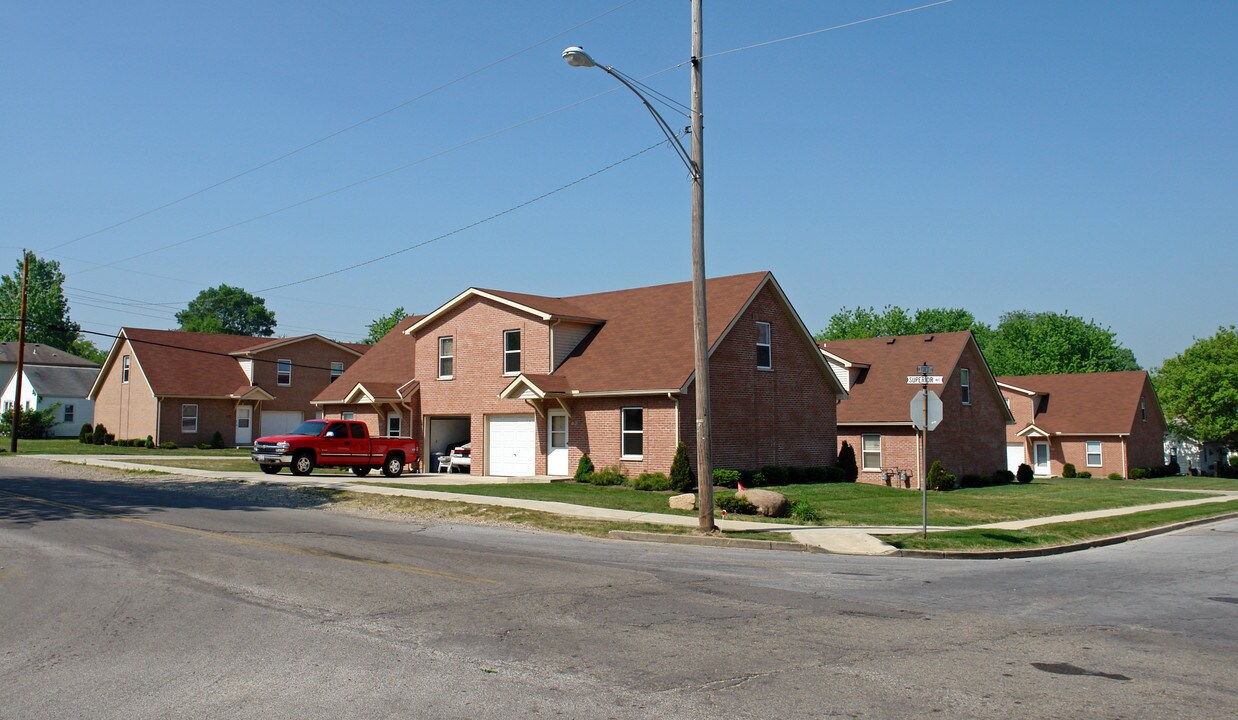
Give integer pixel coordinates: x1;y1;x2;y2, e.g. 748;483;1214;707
551;322;595;371
239;358;255;384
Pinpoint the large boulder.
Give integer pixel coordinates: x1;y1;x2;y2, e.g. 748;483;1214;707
668;493;696;511
737;488;789;518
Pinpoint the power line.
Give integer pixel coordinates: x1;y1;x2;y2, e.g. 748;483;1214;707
39;0;642;254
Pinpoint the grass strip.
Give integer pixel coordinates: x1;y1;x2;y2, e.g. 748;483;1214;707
13;439;251;457
880;500;1238;551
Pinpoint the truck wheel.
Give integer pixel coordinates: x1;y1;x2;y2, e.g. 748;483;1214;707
351;466;371;477
382;454;404;478
260;465;281;475
291;452;315;476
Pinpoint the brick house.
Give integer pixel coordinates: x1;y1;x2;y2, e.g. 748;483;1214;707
997;371;1168;478
89;328;367;446
316;271;845;477
313;315;423;440
820;331;1013;489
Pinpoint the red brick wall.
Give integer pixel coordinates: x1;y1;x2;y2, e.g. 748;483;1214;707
1053;437;1126;478
1002;391;1035;443
556;395;679;477
924;343;1009;478
252;339;361;415
838;427;921;488
1127;380;1168;471
91;338;159;442
158;399;236;447
681;283;839;472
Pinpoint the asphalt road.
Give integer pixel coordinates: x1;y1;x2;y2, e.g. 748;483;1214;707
2;459;1236;719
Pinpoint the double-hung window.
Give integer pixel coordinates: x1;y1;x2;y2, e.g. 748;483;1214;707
64;404;75;423
438;336;454;379
387;414;401;437
1086;441;1103;467
277;359;292;386
122;355;130;383
181;404;198;434
756;322;772;370
1140;396;1147;422
861;434;882;471
503;330;521;375
621;408;643;460
330;361;344;382
960;368;971;405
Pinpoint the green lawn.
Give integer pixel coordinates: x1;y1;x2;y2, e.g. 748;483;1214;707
364;477;1226;527
9;439;251;457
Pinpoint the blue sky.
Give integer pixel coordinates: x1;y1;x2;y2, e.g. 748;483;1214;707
3;1;1234;368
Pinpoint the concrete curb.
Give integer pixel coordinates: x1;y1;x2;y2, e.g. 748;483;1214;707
608;530;819;553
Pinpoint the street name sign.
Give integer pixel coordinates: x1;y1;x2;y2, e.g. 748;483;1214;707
906;375;944;385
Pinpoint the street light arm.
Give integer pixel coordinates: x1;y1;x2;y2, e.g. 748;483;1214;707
595;65;700;180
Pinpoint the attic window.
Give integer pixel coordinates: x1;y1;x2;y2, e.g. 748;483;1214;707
438;336;454;379
1140;396;1147;422
960;368;971;405
122;355;130;383
756;322;772;370
504;329;521;375
330;361;344;382
277;358;292;386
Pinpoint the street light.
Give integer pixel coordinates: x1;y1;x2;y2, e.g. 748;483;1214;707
562;2;714;532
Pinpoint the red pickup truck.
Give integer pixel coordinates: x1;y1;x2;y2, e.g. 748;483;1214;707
251;419;419;478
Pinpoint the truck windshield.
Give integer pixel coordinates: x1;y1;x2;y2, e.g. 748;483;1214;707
288;421;328;436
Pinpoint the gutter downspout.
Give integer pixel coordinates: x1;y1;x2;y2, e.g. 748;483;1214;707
670;392;679;448
155;397;161;446
1122;436;1129;478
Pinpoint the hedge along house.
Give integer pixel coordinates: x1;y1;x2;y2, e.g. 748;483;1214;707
312;315;423;441
89;328;367;447
820;331;1013;489
997;371;1168;478
318;271;845;477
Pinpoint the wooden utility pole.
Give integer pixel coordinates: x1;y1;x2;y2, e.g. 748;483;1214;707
690;0;714;532
10;250;30;453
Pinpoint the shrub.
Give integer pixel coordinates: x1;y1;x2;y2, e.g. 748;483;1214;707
79;423;94;443
1016;463;1033;484
715;494;757;515
210;431;225;449
1130;467;1149;480
669;442;695;492
837;441;858;482
925;460;956;491
712;468;741;488
159;441;179;449
1;406;61;439
195;442;212;450
588;465;625;486
632;472;672;491
145;435;155;449
1076;471;1092;478
92;423;108;445
104;433;115;445
573;454;594;483
1062;463;1077;478
790;499;821;523
760;465;790;486
1108;472;1124;481
1167;459;1181;476
993;470;1015;485
957;474;988;489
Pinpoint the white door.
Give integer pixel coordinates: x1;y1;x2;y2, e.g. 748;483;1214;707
1033;442;1051;476
236;406;252;445
1006;444;1024;473
261;411;304;437
547;411;569;476
487;415;535;476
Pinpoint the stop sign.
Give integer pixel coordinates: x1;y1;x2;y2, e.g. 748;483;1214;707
910;389;943;431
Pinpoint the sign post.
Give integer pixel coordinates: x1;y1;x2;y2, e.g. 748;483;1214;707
908;363;943;539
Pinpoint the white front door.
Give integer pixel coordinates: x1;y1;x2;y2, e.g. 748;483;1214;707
1033;441;1051;476
1006;444;1024;473
548;411;569;476
235;406;252;445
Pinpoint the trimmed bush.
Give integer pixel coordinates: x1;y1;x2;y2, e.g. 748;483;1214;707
92;423;108;445
632;472;672;491
1108;472;1124;481
994;470;1015;485
145;435;155;449
1130;467;1149;480
790;499;821;523
1077;471;1092;478
1062;463;1077;478
158;441;178;450
104;433;115;445
195;442;212;450
588;465;625;486
79;423;94;443
837;441;859;482
669;442;695;492
1016;463;1034;484
760;465;790;486
712;468;741;488
715;494;757;515
926;460;956;491
210;431;225;449
1167;459;1181;476
573;454;594;483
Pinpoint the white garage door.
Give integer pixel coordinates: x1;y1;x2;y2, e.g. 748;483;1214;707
487;414;535;476
261;411;304;437
1006;444;1024;473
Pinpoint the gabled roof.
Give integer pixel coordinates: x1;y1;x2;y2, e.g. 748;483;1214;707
11;365;100;398
313;315;422;404
405;289;603;334
231;334;367;358
821;331;1011;424
996;371;1166;436
0;342;99;368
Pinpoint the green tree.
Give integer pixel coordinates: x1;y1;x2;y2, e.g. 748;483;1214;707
816;305;987;342
983;310;1139;376
0;253;80;350
67;336;108;364
1154;327;1238;448
363;306;407;344
175;285;276;336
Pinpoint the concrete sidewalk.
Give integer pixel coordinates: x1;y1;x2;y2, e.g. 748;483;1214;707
26;455;1238;556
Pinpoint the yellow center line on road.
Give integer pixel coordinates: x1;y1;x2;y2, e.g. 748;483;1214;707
0;489;496;585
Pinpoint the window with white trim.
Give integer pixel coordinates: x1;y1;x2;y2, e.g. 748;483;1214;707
438;336;454;379
277;358;292;386
1086;440;1103;467
503;329;521;375
756;321;772;369
181;404;198;433
64;404;74;423
960;368;971;405
341;411;355;420
387;414;401;437
621;407;643;459
330;361;345;382
122;355;130;383
861;434;882;471
1140;396;1147;422
3;401;11;413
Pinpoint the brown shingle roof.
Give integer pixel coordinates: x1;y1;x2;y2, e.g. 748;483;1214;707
822;331;975;424
121;328;265;397
997;371;1163;435
313;316;422;403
